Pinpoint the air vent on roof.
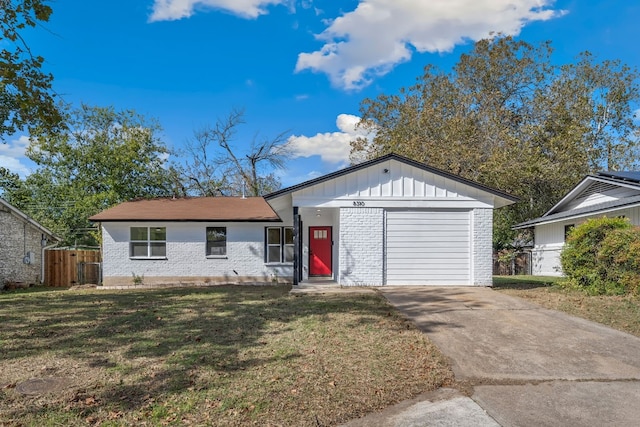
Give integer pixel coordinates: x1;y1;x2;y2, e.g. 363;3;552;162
575;181;619;200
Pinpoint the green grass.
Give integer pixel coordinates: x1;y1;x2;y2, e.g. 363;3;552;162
0;285;452;426
494;275;640;337
492;275;562;289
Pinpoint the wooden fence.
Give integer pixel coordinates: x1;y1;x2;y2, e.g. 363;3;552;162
493;251;531;276
44;249;101;287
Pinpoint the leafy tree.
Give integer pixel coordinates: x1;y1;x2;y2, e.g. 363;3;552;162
0;166;29;205
1;0;64;141
6;104;174;245
175;108;290;197
353;36;640;248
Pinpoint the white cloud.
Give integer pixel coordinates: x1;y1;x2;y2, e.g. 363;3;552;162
0;135;33;177
149;0;285;21
288;114;373;164
295;0;566;90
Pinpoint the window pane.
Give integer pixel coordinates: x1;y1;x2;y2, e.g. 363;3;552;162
207;243;226;256
284;227;294;244
207;227;226;256
150;242;166;257
130;242;148;257
150;227;166;241
267;228;280;245
267;246;281;263
130;227;148;241
284;245;294;262
207;227;226;242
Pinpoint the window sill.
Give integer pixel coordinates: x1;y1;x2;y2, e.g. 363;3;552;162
206;255;228;259
129;257;167;260
265;262;294;267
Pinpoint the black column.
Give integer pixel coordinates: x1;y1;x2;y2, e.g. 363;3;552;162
293;206;300;286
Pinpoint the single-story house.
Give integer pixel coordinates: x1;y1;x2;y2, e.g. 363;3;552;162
0;198;60;287
514;171;640;276
90;154;517;287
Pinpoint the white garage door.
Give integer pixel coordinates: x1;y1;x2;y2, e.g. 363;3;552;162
386;210;471;285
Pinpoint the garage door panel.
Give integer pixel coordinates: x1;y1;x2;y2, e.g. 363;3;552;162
387;252;468;260
387;239;468;247
386;210;471;286
387;212;466;220
388;231;469;238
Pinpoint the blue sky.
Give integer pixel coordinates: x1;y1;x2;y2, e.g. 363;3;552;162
2;0;639;187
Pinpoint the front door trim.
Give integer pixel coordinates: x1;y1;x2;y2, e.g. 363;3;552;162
309;226;332;277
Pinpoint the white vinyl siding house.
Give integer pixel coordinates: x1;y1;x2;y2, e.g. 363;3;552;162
514;172;640;276
93;154;516;287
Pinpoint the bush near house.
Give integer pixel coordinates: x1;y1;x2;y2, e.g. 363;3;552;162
561;217;640;295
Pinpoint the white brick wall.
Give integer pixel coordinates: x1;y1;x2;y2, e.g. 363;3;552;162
472;208;493;286
338;208;384;286
101;222;293;286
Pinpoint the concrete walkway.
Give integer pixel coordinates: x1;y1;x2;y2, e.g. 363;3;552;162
345;286;640;426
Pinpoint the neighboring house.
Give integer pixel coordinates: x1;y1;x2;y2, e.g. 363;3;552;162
90;154;517;287
0;198;60;286
514;171;640;276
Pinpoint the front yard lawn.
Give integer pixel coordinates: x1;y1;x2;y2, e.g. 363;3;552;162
0;285;453;426
494;275;640;337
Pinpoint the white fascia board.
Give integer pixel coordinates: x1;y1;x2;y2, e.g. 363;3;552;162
543;175;596;216
545;175;640;216
534;202;640;227
291;196;493;209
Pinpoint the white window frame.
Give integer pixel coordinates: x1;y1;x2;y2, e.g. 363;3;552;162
206;226;227;258
130;226;167;259
265;227;294;264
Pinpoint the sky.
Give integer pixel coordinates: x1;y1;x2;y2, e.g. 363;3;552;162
2;0;640;187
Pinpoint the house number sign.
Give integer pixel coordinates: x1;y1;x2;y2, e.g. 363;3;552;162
352;201;366;207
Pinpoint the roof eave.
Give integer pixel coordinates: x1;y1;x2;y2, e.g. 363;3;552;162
0;198;61;240
90;218;283;223
513;199;640;229
265;153;519;204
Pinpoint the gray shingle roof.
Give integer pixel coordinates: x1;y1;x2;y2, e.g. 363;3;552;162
513;194;640;229
597;171;640;183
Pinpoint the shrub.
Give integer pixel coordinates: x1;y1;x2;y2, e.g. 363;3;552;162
560;216;631;294
598;227;640;295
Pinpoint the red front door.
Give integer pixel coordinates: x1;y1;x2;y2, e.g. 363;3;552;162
309;226;332;276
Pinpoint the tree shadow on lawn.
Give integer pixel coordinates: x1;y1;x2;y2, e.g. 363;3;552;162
0;285;415;418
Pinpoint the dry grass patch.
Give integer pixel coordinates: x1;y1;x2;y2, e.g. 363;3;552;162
494;276;640;337
0;285;452;426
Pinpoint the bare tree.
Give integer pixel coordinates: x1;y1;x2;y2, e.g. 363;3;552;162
176;108;291;197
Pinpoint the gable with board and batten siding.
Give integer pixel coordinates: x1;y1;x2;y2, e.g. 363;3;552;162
265;154;517;287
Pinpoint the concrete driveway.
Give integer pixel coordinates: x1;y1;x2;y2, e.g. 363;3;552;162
352;287;640;426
